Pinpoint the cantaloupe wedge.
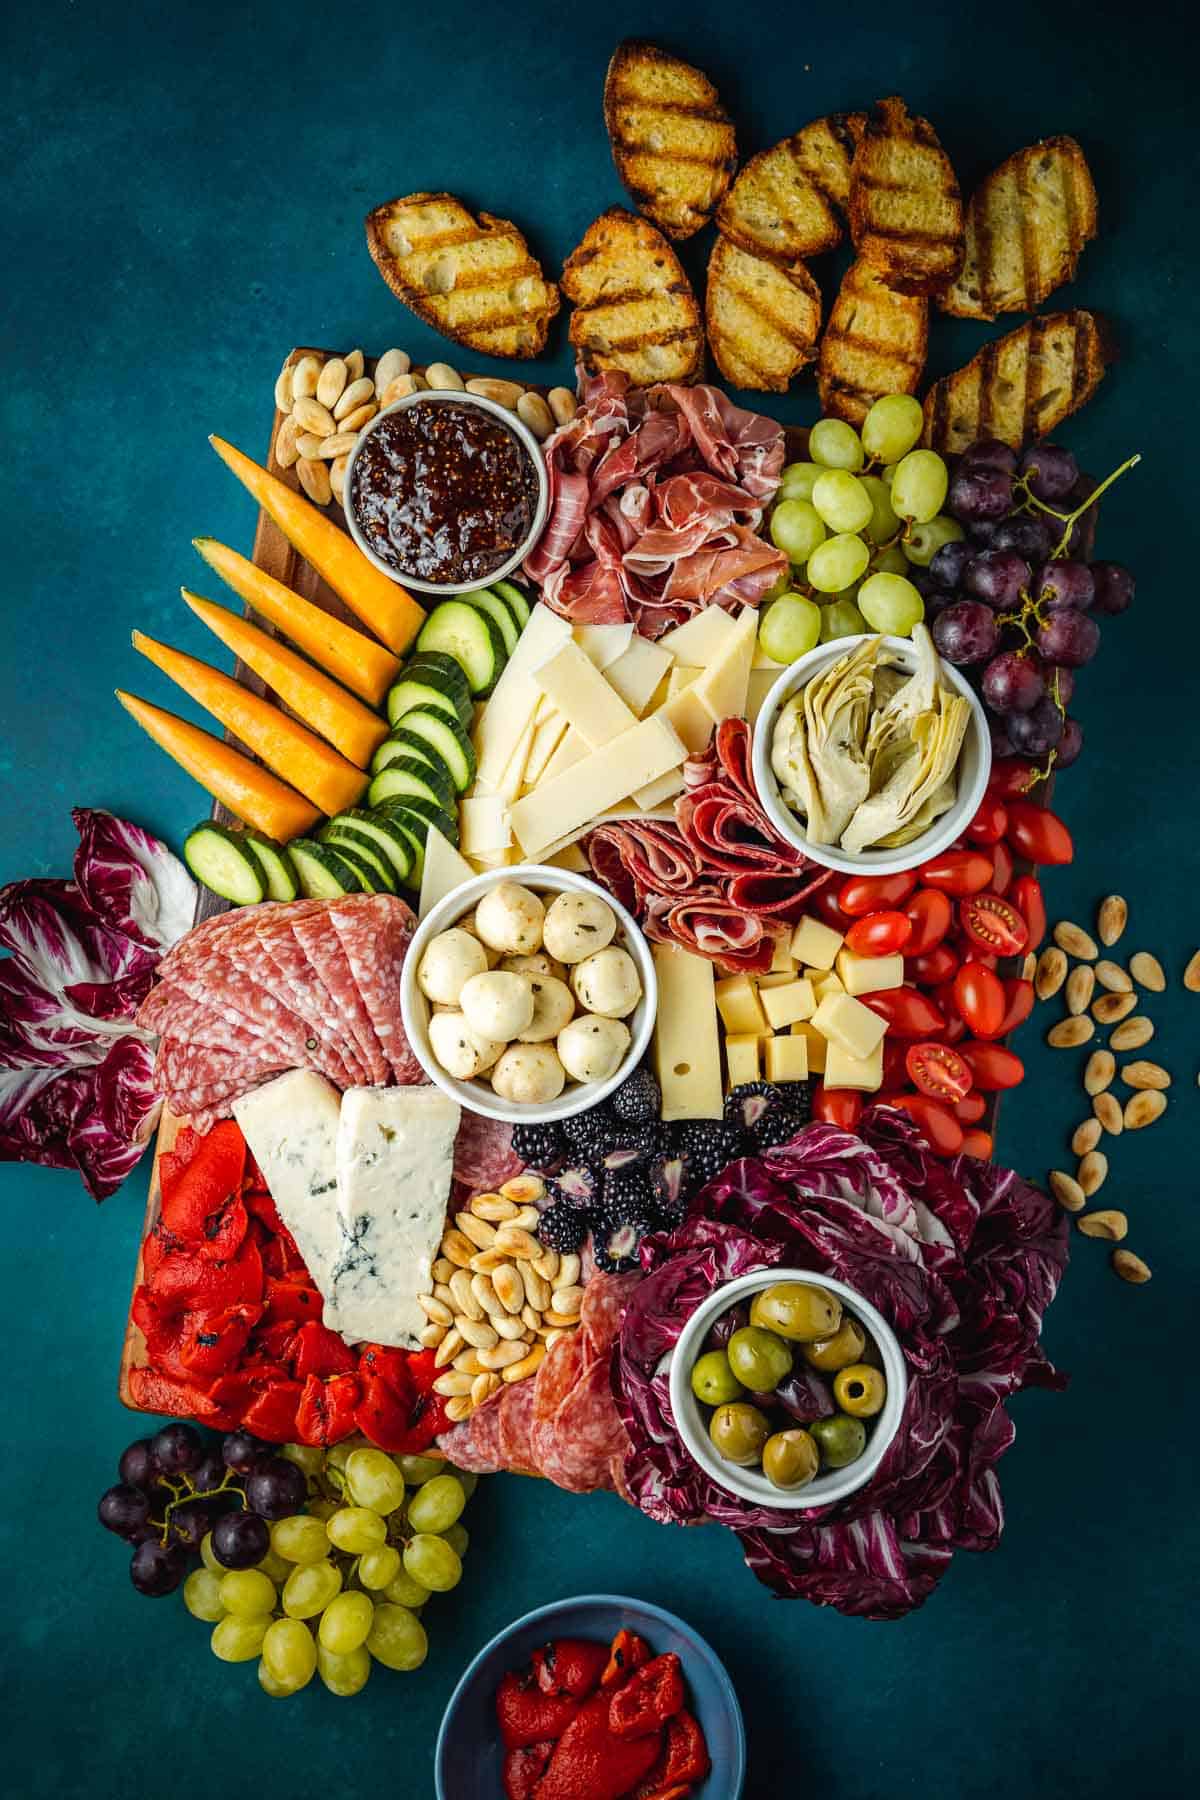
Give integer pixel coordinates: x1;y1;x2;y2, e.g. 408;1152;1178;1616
181;590;389;769
115;691;321;841
132;631;367;817
209;435;424;655
192;537;400;705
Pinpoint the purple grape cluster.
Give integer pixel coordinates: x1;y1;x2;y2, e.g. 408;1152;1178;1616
97;1421;304;1596
925;436;1135;768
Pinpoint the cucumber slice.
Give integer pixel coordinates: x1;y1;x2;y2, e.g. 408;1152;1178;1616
243;831;298;901
464;588;519;658
416;600;506;697
367;756;456;814
370;728;456;797
491;579;531;629
320;823;398;893
289;840;365;898
318;840;380;893
370;808;435;887
391;707;476;792
373;795;458;847
386;653;473;731
321;810;414;885
183;824;267;905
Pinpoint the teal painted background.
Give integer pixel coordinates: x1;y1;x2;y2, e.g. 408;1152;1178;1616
1;1;1195;1793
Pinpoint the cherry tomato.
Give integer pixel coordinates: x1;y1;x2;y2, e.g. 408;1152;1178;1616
1010;874;1047;949
918;850;994;896
941;1009;968;1045
990;838;1014;896
812;1084;864;1130
965;795;1008;845
808;880;848;931
960;1130;994;1159
890;1093;965;1157
988;757;1042;799
954;1091;987;1125
960;1042;1024;1090
882;1038;910;1090
903;888;953;956
836;871;919;917
845;910;912;957
998;977;1035;1035
860;987;946;1037
1005;801;1074;866
953;961;1007;1037
907;943;960;985
905;1041;973;1103
958;892;1029;957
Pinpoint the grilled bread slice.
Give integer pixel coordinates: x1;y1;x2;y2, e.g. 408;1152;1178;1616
604;40;737;240
706;236;822;393
849;97;965;295
818;259;928;424
922;309;1112;453
365;193;559;359
940;135;1098;319
562;207;704;386
716;113;864;264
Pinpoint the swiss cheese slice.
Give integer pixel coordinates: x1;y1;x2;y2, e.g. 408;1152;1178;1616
651;942;724;1121
509;714;686;857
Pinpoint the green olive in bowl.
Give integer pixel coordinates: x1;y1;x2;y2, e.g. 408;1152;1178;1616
708;1403;772;1467
809;1413;868;1469
750;1282;842;1344
690;1350;744;1407
762;1429;820;1490
802;1316;866;1372
726;1326;793;1392
833;1364;888;1418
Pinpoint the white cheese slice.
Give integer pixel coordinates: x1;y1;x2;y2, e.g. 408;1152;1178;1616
633;767;684;810
694;606;757;724
574;622;635;670
494;711;537;805
746;668;780;725
545;842;591;873
419;827;475;919
659;605;739;665
651;942;724;1120
509;714;686;857
654;684;715;755
667;664;700;698
331;1087;461;1349
473;604;572;789
232;1071;344;1319
604;636;673;715
532;638;638;748
541;727;589;782
523;707;569;787
460;794;512;856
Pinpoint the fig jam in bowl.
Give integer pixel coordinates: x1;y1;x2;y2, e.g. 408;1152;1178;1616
344;389;549;595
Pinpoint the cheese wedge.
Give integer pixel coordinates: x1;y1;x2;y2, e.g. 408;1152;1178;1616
418;828;475;919
659;606;739;664
474;605;572;789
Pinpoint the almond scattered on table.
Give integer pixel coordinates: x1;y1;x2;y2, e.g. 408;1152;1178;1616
1097;895;1127;946
1109;1016;1154;1052
1092;1091;1123;1135
1054;921;1098;961
1094;959;1132;994
1111;1248;1151;1284
1128;951;1166;992
1035;946;1068;1000
1092;991;1137;1024
1072;1118;1102;1156
1076;1149;1108;1196
1124;1090;1167;1129
1049;1015;1094;1048
1077;1209;1127;1242
1065;965;1095;1014
1049;1170;1086;1212
1084;1049;1115;1094
1183;950;1200;992
1120;1060;1171;1091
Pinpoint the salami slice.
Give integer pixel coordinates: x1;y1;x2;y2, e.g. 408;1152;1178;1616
250;909;365;1088
587;820;700;903
328;896;421;1084
529;1331;584;1478
292;909;388;1085
452;1113;521;1195
497;1379;537;1473
544;1358;624;1493
676;784;799;873
580;1270;642;1365
728;868;835;922
438;1397;505;1474
642;893;775;974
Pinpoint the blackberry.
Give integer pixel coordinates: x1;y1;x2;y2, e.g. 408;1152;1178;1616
561;1106;614;1157
749;1107;803;1151
598;1165;653;1227
593;1204;654;1274
648;1151;689;1228
536;1202;588;1254
601;1122;666;1173
778;1077;814;1126
547;1164;601;1211
724;1082;787;1135
609;1065;661;1124
671;1120;744;1188
511;1121;566;1171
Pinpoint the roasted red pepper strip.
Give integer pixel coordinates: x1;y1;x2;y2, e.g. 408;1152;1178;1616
609;1654;686;1739
533;1638;611;1700
495;1670;581;1750
601;1629;652;1689
502;1742;555;1800
159;1120;245;1242
239;1378;303;1442
296;1372;362;1446
290;1321;358;1380
178;1302;261;1379
127;1365;227;1425
533;1693;662;1800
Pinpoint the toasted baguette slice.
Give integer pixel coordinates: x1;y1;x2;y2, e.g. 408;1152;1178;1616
923;309;1112;453
706;237;822;393
365;193;559;359
604;39;737;239
940;135;1098;319
562;207;704;386
818;259;928;424
716;114;864;264
849;97;964;295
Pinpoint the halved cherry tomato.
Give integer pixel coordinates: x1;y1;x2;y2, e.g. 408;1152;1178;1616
954;1091;987;1124
907;943;959;985
919;850;994;895
836;871;919;917
860;987;946;1037
958;892;1028;957
845;910;912;957
1010;874;1047;949
960;1042;1024;1089
905;1041;972;1103
998;977;1035;1035
988;757;1042;798
1005;801;1074;866
903;887;952;956
952;961;1007;1036
890;1093;965;1156
966;795;1008;845
960;1129;994;1159
808;881;848;930
812;1084;863;1130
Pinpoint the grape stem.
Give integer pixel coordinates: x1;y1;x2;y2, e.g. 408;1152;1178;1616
1015;453;1141;557
153;1468;245;1546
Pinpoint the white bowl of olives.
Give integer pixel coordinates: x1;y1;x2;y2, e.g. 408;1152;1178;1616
668;1269;908;1510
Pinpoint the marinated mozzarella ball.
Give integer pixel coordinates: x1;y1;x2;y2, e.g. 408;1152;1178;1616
558;1015;630;1083
491;1043;566;1104
428;1011;488;1080
417;928;488;1006
473;882;545;955
517;975;576;1044
467;1031;506;1074
500;951;568;984
459;970;535;1042
542;892;617;964
571;946;642;1019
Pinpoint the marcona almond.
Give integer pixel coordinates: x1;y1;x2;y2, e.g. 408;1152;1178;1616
1110;1016;1154;1052
1049;1170;1085;1212
1071;1118;1102;1156
503;1344;547;1383
1093;992;1137;1024
417;1293;453;1326
333;376;375;420
291;354;321;399
1076;1149;1108;1196
1092;1092;1123;1136
522;1266;552;1312
494;1226;541;1259
532;1249;560;1281
441;1229;477;1268
548;386;578;426
274;365;294;412
553;1254;582;1290
469;1246;509;1275
433;1328;464;1368
432;1282;455;1306
337;401;377;433
1083;1049;1115;1094
452;1348;484;1377
471;1371;501;1408
491;1264;525;1315
317;431;358;460
1054;921;1098;960
418;1321;446;1349
1097;895;1127;946
1121;1060;1171;1090
1124;1090;1166;1129
1077;1209;1127;1242
1035;946;1068;999
329;456;349;503
424;361;465;391
1022;952;1037;982
478;1339;529;1371
296;458;331;505
1048;1016;1094;1048
431;1256;455;1284
374;348;411;389
380;373;425;406
296;432;325;459
500;1176;546;1203
1129;951;1166;992
1065;966;1094;1014
520;1303;540;1334
510;1205;543;1232
466;375;524;408
274;413;300;469
432;1371;474;1397
1094;959;1132;993
444;1394;472;1423
455;1211;497;1250
1184;950;1200;992
542;1306;582;1330
456;1317;499;1351
472;1193;519;1222
344;347;365;381
470;1272;506;1318
517;392;555;439
1111;1248;1151;1284
492;1313;527;1342
316;356;348;408
292;395;337;436
448;1268;484;1320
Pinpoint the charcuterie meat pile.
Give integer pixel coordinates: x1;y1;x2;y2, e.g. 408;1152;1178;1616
137;894;421;1127
588;717;833;973
437;1270;640;1494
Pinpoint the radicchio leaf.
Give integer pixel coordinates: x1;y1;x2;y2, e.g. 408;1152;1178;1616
72;808;196;951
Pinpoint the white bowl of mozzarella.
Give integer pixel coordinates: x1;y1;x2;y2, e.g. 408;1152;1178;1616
400;866;658;1123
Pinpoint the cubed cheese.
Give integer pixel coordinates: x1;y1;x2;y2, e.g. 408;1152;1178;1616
811;970;845;1002
760;978;816;1030
714;974;767;1036
769;936;796;977
724;1034;761;1086
764;1034;809;1082
651;943;724;1120
811;992;887;1060
758;971;797;990
790;915;844;970
823;1040;884;1091
836;949;905;996
791;1021;827;1072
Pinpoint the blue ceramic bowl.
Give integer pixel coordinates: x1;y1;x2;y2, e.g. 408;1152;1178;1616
435;1593;746;1799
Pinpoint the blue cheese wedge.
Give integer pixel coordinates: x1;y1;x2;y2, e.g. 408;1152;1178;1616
330;1086;461;1349
231;1070;344;1324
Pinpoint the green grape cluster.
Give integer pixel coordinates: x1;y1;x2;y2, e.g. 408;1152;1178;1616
758;394;961;665
183;1441;476;1699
